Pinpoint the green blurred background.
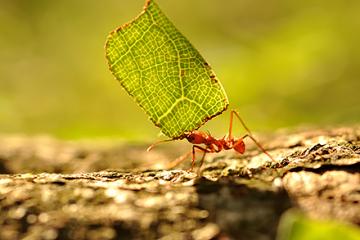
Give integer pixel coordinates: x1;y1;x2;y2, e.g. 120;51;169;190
0;0;359;140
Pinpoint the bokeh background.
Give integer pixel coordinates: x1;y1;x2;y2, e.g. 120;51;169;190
1;0;359;140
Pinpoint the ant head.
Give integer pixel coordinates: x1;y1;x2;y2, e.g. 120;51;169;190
185;131;206;144
233;139;245;154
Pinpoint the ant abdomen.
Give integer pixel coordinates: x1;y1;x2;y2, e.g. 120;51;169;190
185;131;207;144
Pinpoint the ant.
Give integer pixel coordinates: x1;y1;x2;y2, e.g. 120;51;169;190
147;110;275;172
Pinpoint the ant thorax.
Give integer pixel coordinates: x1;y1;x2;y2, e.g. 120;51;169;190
148;110;272;171
220;137;235;150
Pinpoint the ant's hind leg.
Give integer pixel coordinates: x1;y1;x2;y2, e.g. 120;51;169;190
165;147;208;171
190;146;197;171
165;151;192;169
197;147;209;175
147;139;175;152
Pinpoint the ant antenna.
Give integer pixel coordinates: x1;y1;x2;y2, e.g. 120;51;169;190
242;134;275;162
229;110;253;139
146;139;174;152
230;110;275;162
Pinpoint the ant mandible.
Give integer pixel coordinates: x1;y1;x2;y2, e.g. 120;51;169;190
147;110;274;171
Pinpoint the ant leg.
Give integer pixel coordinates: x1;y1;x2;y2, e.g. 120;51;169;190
190;145;197;171
242;134;275;162
166;147;208;170
147;139;175;152
231;110;275;162
190;145;210;171
197;146;209;175
228;110;235;140
166;150;192;169
229;110;253;139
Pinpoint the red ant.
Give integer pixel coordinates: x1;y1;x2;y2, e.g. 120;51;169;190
147;110;274;172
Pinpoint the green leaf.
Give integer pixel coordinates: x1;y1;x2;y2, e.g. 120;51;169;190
277;210;360;240
105;0;228;139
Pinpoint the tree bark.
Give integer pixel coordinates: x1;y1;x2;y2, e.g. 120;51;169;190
0;126;359;239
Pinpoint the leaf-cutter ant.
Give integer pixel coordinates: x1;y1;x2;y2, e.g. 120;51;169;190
147;110;274;172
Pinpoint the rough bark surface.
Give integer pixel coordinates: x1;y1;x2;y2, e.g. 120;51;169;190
0;126;359;240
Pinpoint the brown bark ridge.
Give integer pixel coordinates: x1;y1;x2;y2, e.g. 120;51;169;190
0;126;359;239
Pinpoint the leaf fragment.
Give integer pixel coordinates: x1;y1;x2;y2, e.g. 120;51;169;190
105;0;228;139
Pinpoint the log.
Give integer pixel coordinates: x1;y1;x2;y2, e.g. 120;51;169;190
0;126;359;239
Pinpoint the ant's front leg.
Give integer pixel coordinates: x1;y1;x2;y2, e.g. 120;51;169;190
228;110;253;140
229;110;275;162
242;134;275;162
190;145;210;172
